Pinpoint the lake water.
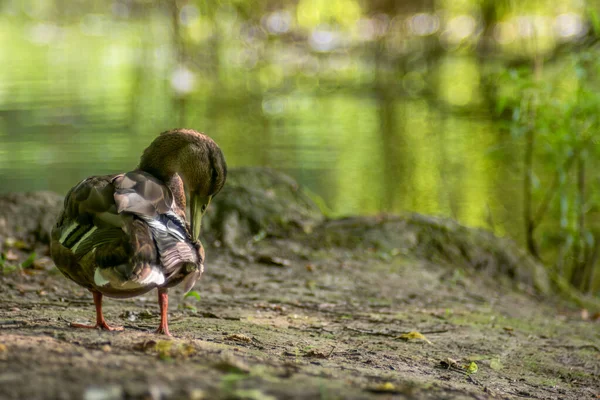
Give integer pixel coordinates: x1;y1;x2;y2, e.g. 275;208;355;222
0;8;529;245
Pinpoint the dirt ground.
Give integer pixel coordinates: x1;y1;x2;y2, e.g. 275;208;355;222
0;169;599;400
1;238;599;400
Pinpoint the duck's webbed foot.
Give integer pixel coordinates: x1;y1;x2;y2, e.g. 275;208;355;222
154;324;171;336
70;290;123;331
71;321;124;331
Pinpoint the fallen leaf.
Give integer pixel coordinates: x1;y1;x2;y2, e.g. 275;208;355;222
490;358;503;371
188;389;206;400
21;253;36;269
256;255;291;267
465;361;478;374
231;389;276;400
83;386;123;400
366;382;400;393
133;340;158;352
225;334;252;343
304;349;328;359
398;331;432;344
139;340;195;360
32;256;54;270
440;358;460;370
581;309;589;320
156;340;173;360
4;238;29;250
0;344;7;352
5;250;19;261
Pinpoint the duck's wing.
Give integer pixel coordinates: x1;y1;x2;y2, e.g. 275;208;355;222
51;175;131;287
53;175;123;251
52;174;159;283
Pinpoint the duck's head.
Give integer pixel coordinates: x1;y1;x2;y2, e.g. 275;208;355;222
139;129;227;240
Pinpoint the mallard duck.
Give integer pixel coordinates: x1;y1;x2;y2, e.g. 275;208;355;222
50;129;227;335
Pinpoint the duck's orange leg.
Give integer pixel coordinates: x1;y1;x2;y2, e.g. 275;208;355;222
71;290;123;331
155;288;171;336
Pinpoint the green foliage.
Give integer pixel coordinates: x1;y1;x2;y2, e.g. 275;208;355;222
184;290;202;302
181;290;202;313
496;50;600;292
21;253;36;269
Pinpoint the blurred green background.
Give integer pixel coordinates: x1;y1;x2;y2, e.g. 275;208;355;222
1;0;600;293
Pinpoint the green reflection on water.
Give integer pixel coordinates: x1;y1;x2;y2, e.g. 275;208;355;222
0;7;525;245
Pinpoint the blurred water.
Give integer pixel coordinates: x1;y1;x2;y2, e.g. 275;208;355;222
0;10;525;243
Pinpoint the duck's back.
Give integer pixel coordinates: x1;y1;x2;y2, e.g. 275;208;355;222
51;171;202;298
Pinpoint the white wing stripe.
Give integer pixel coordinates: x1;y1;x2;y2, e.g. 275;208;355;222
71;226;98;252
94;267;110;287
59;221;79;244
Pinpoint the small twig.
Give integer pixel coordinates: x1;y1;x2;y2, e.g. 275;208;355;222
327;345;336;358
465;374;480;386
541;344;600;352
0;320;24;328
343;327;396;337
511;390;539;399
420;329;450;334
344;326;450;337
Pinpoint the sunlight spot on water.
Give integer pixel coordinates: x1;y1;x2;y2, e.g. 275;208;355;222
554;13;586;39
309;27;340;52
516;16;536;38
263;10;292;35
28;23;61;45
170;66;195;95
262;97;286;116
355;15;389;42
408;13;439;37
444;15;476;43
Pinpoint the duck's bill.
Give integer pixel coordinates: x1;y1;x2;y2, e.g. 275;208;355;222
190;193;210;240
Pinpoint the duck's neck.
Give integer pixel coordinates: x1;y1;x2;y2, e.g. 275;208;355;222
138;134;191;212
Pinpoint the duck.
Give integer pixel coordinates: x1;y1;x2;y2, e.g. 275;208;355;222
50;129;227;336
